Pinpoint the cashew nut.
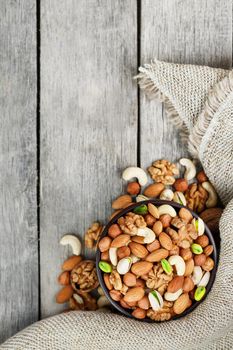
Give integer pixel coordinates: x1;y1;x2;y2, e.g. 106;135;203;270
198;271;210;288
122;167;148;186
168;255;185;276
136;194;149;202
179;158;196;181
192;217;205;236
192;266;203;285
148;290;163;311
137;227;155;244
117;257;132;275
173;191;187;206
202;181;218;208
60;234;82;256
109;247;118;266
164;288;183;301
158;204;177;218
97;295;111;308
159;189;174;201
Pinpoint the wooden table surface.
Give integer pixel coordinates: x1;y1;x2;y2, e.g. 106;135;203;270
0;0;232;343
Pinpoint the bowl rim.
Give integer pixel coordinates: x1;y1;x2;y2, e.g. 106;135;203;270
96;199;219;323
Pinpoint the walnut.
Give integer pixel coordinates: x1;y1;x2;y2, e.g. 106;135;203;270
148;159;179;185
85;222;103;249
78;291;98;311
118;212;146;235
70;260;99;292
171;216;186;229
146;264;173;295
185;183;208;213
120;284;128;295
147;301;174;321
109;270;122;290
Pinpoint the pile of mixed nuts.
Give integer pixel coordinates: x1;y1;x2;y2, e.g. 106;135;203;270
56;158;223;320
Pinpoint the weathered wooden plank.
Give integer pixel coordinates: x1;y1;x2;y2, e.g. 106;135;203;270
40;0;137;317
140;0;232;170
0;1;38;343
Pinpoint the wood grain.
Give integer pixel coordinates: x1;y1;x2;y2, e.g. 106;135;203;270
40;0;137;317
140;0;232;171
0;1;38;343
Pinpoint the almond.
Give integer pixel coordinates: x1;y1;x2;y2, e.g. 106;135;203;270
58;271;70;285
148;203;160;219
117;246;131;259
104;273;113;290
183;277;194;292
152;221;163;236
108;224;122;238
145;214;156;227
159;232;173;250
98;236;112;252
160;214;172;228
184;258;194;277
109;290;121;301
112;195;132;209
56;285;73;303
144;183;164;198
62;255;82;271
119;299;131;309
123;287;145;303
147;239;160;252
194;254;206;266
200;208;223;224
129;242;148;259
132;307;146;319
123;272;137;287
111;234;131;248
131;261;153;276
167;276;184;293
179;208;193;222
204;245;214;256
145;248;169;262
131;236;145;244
138;295;150;310
127;182;140;195
173;293;191;314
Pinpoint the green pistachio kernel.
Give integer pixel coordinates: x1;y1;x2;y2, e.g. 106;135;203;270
161;258;172;275
133;204;148;215
191;243;203;255
194;286;206;301
98;261;112;273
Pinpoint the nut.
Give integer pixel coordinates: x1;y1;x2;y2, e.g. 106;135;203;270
132;307;146;319
195;235;209;248
164;288;183;302
58;271;70;285
198;271;210;287
185;183;208;213
138;295;150;310
159;188;174;201
204;245;214;256
179;158;196;181
191;243;203;255
133;204;148;215
122;167;148;186
56;285;73;304
109;270;122;290
131;261;153;276
148;290;164;310
161;259;172;275
109;247;118;266
71;260;99;292
111;234;131;248
109;290;121;301
180;248;192;261
99;261;112;273
160;214;172;228
112;195;132;210
144;183;165;198
123;287;145;303
123;272;137;287
60;234;82;256
194;254;206;266
192;266;203;285
136;194;149;202
127;182;141;195
158;204;177;217
117;246;131;259
146;249;169;262
131;236;145;244
144;214;156;227
152;221;163;235
179;208;193;223
167;276;184;293
129;242;148;259
148;159;179;185
194;286;206;301
173;293;191;314
159;232;173;250
184;258;194;277
104;273;113;290
183;277;194;292
148;203;160;219
99;236;112;252
168;255;185;276
101;251;109;261
137;227;156;244
147;239;160;252
202;182;218;208
173;178;188;192
117;257;132;275
62;255;82;271
173;191;187;206
197;171;208;183
85;222;103;249
192;217;205;236
202;257;214;271
108;224;122;238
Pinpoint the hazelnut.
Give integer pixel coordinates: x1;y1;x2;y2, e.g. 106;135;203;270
109;290;122;301
195;235;209;248
132;307;146;319
180;248;192;261
98;236;112;252
194;254;207;266
123;272;137;287
145;214;156;227
197;171;208;183
146;239;160;253
152;221;163;236
173;178;188;192
183;277;194;292
138;295;150;310
202;257;214;271
127;182;141;195
160;214;172;228
117;246;131;259
204;245;214;256
58;271;70;285
108;224;122;238
101;251;110;261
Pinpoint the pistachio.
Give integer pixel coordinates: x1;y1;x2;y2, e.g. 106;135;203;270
198;271;210;288
161;258;172;275
192;217;205;236
99;261;112;273
194;286;206;301
192;266;203;285
133;204;148;215
117;257;132;275
173;191;187;206
148;290;163;311
191;243;203;255
159;189;174;201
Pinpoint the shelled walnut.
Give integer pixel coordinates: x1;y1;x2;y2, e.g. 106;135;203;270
146;264;173;295
118;212;146;235
148;159;179;185
85;222;103;249
185;183;208;213
70;260;99;292
147;301;174;321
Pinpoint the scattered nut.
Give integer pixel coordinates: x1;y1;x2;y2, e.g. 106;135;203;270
144;183;165;198
148;159;179;185
202;182;218;208
179;158;196;181
122;167;148;186
127;182;141;195
60;234;82;256
173;178;188;192
159;188;174;201
112;195;132;210
85;222;103;249
58;271;70;285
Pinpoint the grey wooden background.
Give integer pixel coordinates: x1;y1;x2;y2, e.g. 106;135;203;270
0;0;232;344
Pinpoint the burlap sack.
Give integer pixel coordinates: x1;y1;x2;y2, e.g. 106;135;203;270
1;60;233;349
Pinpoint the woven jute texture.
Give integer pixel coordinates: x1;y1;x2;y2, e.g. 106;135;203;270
1;60;233;349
